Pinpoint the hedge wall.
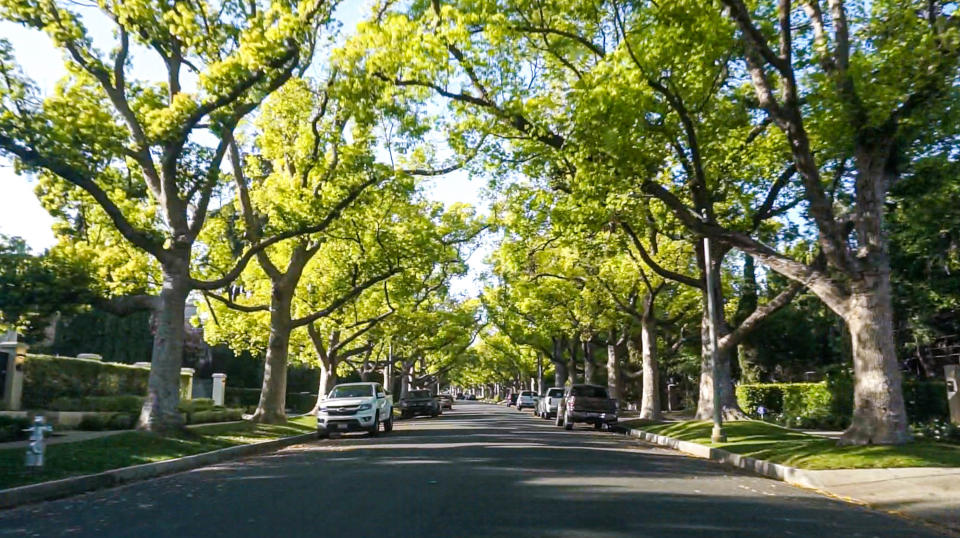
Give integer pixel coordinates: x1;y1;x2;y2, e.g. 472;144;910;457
737;378;950;429
23;354;193;410
224;387;317;414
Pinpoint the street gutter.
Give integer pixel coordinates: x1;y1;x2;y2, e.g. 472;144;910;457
0;431;316;510
621;425;960;536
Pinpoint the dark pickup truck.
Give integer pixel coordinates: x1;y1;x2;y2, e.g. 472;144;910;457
399;389;441;419
555;384;618;431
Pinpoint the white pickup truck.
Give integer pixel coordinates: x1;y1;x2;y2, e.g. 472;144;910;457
317;382;393;438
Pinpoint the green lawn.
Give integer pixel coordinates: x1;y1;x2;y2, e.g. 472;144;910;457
0;417;315;489
637;420;960;470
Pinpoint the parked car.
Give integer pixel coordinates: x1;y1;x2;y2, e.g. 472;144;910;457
316;382;393;438
466;394;477;400
456;394;465;400
555;384;618;431
399;390;441;419
516;390;538;411
506;393;519;407
438;394;454;409
537;387;565;419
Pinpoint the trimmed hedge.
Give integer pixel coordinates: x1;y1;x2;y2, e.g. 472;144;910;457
22;355;149;409
737;378;951;429
0;416;30;442
737;382;839;429
186;408;243;425
48;395;144;414
22;354;194;409
287;392;318;414
224;387;317;414
224;387;261;411
78;413;135;431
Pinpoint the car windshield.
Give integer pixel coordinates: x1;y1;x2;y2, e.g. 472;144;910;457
328;384;373;398
408;390;432;399
571;385;609;398
521;391;534;396
547;389;564;397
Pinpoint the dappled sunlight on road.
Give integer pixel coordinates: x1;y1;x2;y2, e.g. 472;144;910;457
0;401;940;538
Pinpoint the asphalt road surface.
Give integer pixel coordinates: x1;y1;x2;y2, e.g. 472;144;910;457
0;401;946;537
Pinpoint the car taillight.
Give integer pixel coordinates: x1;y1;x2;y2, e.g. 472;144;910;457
568;396;576;407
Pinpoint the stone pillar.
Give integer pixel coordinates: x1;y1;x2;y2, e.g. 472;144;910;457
212;373;227;407
1;334;27;411
946;365;960;425
180;368;195;401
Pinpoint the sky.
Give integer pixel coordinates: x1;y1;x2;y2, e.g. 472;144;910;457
0;1;492;296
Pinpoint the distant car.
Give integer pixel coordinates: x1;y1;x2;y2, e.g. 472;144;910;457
456;394;465;400
399;390;441;419
438;394;454;409
507;393;519;407
556;384;618;431
516;391;537;411
466;394;477;400
537;387;565;419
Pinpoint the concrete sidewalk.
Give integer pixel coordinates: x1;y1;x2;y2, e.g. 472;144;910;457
625;425;960;535
805;467;960;533
0;429;128;450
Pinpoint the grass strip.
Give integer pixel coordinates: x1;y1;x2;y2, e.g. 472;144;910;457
637;420;960;470
0;416;315;489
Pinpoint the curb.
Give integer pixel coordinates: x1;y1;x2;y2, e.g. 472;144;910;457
623;426;960;536
623;427;828;490
0;432;316;510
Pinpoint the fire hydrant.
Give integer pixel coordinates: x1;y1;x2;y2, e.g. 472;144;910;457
24;415;53;468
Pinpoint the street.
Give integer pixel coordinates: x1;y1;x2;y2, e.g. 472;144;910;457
0;402;944;537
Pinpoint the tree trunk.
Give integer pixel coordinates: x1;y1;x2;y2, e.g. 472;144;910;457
840;270;911;445
583;340;596;384
551;338;568;387
137;260;190;432
738;343;762;383
536;354;544;394
606;335;623;404
250;284;294;424
640;314;662;420
695;261;745;421
567;338;579;385
736;254;762;383
400;360;414;399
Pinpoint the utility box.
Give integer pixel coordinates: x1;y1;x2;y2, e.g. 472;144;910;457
946;365;960;425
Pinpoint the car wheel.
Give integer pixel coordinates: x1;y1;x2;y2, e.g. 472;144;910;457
594;422;603;431
383;415;393;433
555;411;563;427
369;413;380;437
317;428;329;439
563;413;574;430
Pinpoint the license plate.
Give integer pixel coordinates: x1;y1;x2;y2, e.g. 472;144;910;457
336;423;347;430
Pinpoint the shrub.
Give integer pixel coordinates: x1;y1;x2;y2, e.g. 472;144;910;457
912;418;960;443
224;387;261;412
22;354;150;409
48;395;144;413
223;388;317;414
738;377;951;430
187;408;243;425
286;392;318;414
78;413;134;431
177;398;215;414
0;416;30;442
903;380;949;422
